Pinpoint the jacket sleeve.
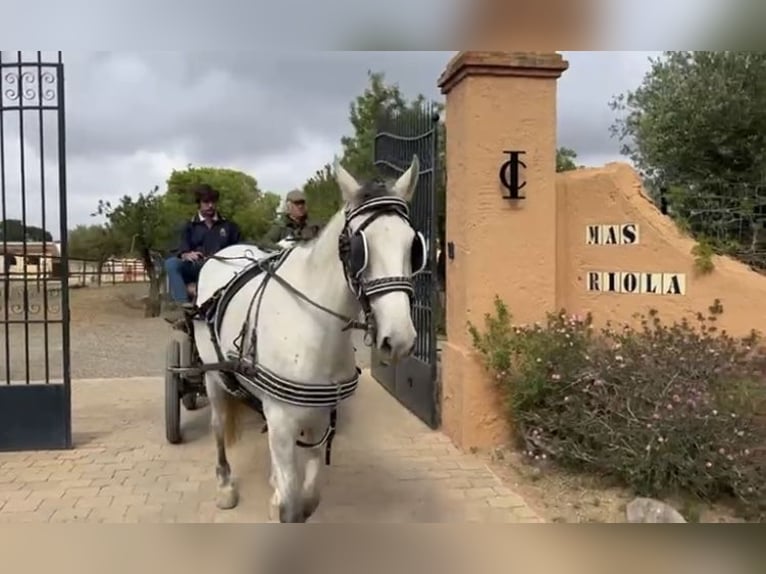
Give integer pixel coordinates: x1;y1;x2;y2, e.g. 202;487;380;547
228;221;242;245
177;222;192;255
264;223;282;244
255;224;282;251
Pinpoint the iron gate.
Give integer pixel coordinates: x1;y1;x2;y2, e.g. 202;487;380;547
370;103;440;429
0;51;72;451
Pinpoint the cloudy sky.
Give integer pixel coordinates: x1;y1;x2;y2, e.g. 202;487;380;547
0;0;736;239
2;50;663;235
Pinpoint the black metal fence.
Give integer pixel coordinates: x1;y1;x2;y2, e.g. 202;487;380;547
0;51;71;451
657;182;766;272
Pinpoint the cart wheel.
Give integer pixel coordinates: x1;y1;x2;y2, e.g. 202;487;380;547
182;392;200;411
165;340;182;444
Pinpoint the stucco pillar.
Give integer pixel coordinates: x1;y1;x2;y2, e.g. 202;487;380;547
437;52;569;449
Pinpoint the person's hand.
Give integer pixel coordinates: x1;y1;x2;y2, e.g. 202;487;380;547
181;251;203;262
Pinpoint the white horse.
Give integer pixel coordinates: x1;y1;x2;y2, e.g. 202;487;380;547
191;155;426;522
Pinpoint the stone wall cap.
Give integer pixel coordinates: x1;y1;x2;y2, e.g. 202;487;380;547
438;51;569;94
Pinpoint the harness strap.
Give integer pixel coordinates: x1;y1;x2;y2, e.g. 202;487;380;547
295;408;338;465
257;264;366;332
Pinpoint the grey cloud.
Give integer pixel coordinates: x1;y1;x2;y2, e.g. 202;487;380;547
2;49;663;231
62;51;454;166
0;0;727;234
556;51;659;163
4;0;724;50
4;0;459;50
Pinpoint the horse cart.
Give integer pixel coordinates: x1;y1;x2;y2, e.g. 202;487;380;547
163;241;295;445
164;310;207;444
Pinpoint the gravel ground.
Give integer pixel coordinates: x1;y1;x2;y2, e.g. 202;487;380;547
0;283;372;381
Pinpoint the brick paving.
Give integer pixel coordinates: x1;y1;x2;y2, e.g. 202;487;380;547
0;371;542;523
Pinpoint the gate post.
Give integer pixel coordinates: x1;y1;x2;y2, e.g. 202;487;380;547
437;52;568;449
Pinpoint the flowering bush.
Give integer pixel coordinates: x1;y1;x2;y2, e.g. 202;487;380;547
468;297;766;510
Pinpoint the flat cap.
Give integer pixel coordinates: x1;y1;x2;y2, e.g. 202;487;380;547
286;189;306;202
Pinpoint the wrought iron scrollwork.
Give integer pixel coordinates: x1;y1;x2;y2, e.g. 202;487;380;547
2;68;58;105
47;288;62;314
0;284;62;315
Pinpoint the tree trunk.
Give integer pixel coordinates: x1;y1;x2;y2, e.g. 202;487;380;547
141;249;162;318
146;274;162;317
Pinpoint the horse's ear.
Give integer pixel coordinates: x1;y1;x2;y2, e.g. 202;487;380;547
392;155;420;202
334;157;361;203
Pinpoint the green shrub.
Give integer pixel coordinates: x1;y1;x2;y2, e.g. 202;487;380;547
691;240;715;274
469;297;766;510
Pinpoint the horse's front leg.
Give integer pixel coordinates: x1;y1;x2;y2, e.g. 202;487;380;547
299;410;332;521
264;401;304;523
205;372;239;510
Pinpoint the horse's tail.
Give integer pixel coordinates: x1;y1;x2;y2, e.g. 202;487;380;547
223;395;247;447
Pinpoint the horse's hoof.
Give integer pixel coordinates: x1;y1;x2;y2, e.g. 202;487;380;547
302;495;320;522
268;491;280;522
216;485;239;510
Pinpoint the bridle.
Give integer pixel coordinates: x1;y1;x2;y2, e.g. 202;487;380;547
337;188;427;346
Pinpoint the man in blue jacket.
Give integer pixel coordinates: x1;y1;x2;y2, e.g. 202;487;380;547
164;183;241;317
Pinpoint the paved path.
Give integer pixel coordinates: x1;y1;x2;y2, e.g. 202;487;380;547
0;371;541;523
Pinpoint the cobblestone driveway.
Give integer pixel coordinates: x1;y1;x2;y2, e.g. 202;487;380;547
0;285;540;523
0;372;542;523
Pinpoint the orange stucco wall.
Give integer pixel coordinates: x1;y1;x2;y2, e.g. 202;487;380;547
438;52;766;452
438;52;567;449
558;163;766;335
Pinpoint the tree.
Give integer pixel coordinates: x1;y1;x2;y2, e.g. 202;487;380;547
96;187;174;317
610;52;766;190
68;224;120;285
556;147;578;172
302;163;342;224
340;71;408;181
341;74;446;181
235;191;282;241
164;165;280;242
298;72;446;227
335;71;446;226
0;219;52;242
610;51;766;270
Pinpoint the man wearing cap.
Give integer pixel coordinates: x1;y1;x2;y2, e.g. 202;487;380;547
164;183;242;320
262;189;323;249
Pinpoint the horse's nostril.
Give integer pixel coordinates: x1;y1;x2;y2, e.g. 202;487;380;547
381;337;392;353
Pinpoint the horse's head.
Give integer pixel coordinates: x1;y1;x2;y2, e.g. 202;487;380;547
334;155;424;361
